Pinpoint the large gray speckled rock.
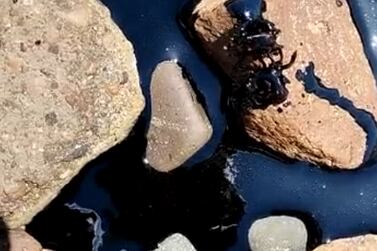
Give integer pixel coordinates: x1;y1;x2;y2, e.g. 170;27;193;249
248;216;308;251
155;233;197;251
146;61;212;172
0;0;144;228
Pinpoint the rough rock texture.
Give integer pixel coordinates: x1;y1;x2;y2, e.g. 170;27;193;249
5;230;42;251
264;0;377;120
248;216;308;251
0;0;144;228
146;61;213;172
314;234;377;251
192;0;375;169
155;233;197;251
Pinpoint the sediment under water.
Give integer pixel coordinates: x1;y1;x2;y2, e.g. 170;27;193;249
27;0;377;250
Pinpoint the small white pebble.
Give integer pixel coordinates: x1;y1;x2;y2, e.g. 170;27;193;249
244;11;251;19
142;157;149;165
248;216;307;251
155;233;196;251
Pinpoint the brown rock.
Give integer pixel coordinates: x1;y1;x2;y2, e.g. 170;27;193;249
6;230;42;251
0;0;144;228
146;61;213;172
264;0;377;120
191;0;374;169
314;234;377;251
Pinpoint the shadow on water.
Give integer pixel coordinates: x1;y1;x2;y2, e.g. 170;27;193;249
27;119;245;251
0;218;9;251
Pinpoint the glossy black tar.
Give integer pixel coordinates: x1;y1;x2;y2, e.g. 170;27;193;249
183;0;294;110
228;17;294;109
27;0;377;251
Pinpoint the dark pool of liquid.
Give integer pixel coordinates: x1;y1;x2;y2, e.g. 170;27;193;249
26;0;377;250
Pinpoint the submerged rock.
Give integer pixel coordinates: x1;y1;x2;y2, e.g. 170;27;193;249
190;0;375;169
248;216;308;251
155;233;197;251
314;234;377;251
146;61;213;172
0;0;144;228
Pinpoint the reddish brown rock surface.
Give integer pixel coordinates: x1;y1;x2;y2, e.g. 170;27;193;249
192;0;376;169
314;234;377;251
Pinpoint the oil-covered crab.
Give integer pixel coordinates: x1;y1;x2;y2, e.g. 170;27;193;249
228;2;297;110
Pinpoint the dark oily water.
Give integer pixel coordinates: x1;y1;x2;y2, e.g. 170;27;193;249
26;0;377;251
348;0;377;76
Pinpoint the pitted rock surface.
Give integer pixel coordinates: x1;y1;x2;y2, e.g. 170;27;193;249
0;0;144;228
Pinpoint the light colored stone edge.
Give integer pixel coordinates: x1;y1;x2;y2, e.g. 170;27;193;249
314;234;377;250
155;233;197;251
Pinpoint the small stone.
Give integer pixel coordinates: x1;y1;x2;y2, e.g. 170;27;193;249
314;234;377;251
155;233;196;251
7;230;43;251
146;61;213;172
248;216;308;251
